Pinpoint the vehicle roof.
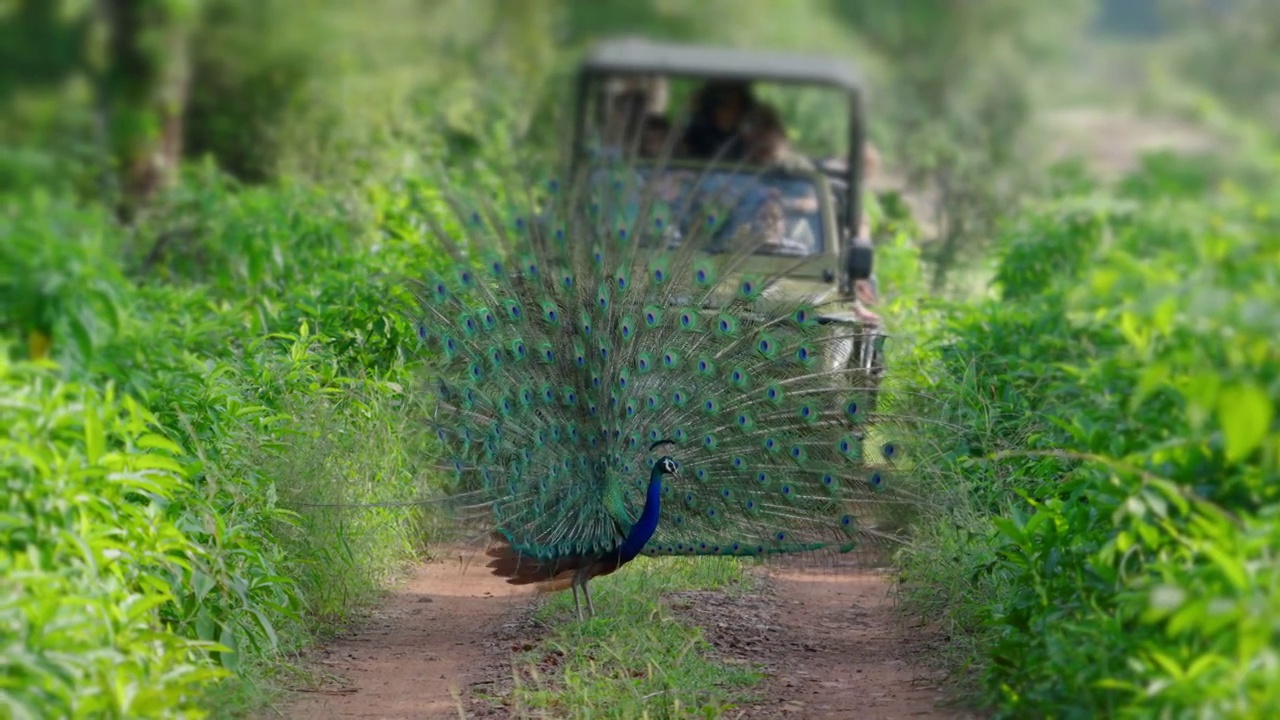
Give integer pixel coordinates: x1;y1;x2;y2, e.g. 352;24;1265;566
580;37;862;93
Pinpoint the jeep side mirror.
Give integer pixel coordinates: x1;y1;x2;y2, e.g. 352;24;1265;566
846;240;873;281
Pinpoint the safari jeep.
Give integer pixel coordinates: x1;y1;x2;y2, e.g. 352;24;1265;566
568;37;887;411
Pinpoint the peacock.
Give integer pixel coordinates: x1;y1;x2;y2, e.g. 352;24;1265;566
410;151;924;620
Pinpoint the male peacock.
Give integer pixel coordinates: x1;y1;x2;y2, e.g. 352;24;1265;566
412;154;921;620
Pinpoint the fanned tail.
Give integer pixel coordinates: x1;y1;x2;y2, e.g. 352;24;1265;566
407;145;944;571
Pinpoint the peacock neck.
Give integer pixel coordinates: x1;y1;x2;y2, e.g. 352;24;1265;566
616;463;665;563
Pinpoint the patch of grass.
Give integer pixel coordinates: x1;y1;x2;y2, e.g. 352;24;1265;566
494;557;763;718
266;389;430;632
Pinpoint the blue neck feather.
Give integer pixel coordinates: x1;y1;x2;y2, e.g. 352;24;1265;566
616;463;665;562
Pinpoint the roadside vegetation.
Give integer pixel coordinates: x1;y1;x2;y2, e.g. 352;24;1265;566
2;1;1276;717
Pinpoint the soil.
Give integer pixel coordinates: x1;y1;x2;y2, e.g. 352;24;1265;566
271;549;537;719
267;551;975;719
671;562;975;719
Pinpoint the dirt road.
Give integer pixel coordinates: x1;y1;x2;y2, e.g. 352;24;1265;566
268;551;967;719
275;550;535;719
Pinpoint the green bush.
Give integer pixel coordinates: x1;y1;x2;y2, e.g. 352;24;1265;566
900;151;1280;717
0;192;129;365
0;356;225;719
0;160;458;715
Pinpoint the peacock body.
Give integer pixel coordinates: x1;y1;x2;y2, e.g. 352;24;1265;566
412;155;916;619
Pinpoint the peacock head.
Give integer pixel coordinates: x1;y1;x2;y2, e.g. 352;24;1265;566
655;456;681;476
650;439;680;477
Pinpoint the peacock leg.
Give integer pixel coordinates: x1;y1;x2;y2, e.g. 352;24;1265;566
582;578;596;618
571;581;583;622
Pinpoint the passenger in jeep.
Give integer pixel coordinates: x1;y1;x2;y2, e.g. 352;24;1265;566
683;80;757;161
601;88;650;156
638;115;681;159
740;103;814;173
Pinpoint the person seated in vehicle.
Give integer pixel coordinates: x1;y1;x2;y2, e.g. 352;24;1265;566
739;103;814;174
737;193;814;256
682;80;757;161
638;114;683;159
702;175;814;256
600;87;650;157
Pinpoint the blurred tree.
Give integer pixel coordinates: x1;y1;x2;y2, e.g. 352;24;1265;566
0;1;101;198
0;0;91;102
97;0;197;218
1162;0;1280;126
560;0;706;45
0;0;195;215
826;0;1094;292
182;0;312;182
180;0;521;184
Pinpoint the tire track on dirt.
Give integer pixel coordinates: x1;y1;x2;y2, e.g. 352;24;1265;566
670;562;972;719
271;550;536;719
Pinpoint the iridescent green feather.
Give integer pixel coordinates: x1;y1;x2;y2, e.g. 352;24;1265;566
410;153;931;567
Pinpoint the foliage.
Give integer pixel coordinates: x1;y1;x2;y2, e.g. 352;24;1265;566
1162;0;1280;124
0;193;129;364
0;356;224;719
183;0;506;185
183;0;320;183
899;149;1280;717
826;0;1096;292
1;164;453;715
0;1;91;101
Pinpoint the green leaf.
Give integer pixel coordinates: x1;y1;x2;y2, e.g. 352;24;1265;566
217;624;241;672
1201;544;1248;592
1217;383;1273;462
129;453;187;475
192;570;216;603
993;517;1027;547
249;606;281;651
195;610;217;642
84;405;105;465
1118;311;1149;354
136;433;184;456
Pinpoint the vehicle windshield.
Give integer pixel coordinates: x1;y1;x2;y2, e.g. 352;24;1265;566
587;165;825;257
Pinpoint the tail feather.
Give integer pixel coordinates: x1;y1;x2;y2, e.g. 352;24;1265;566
483;531;593;586
535;576;576;593
410;146;940;568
